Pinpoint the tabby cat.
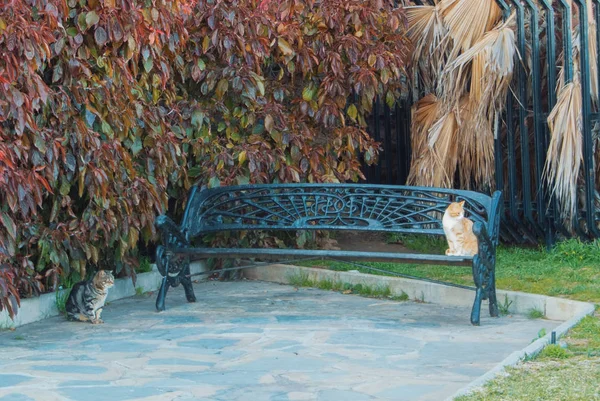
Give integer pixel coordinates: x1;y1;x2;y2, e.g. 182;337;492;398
66;270;114;324
442;201;478;256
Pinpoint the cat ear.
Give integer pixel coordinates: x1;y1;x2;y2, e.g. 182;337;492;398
459;200;465;207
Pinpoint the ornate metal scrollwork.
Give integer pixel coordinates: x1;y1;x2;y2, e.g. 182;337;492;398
181;184;494;237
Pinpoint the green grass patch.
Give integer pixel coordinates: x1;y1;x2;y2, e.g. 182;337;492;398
498;294;514;316
55;288;70;317
386;233;447;253
527;308;545;319
455;358;600;401
296;238;600;303
564;314;600;357
137;256;153;273
287;272;407;301
538;344;569;359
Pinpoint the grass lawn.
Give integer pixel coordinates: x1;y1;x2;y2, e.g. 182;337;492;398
294;236;600;401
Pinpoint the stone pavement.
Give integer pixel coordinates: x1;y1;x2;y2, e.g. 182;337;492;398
0;280;561;401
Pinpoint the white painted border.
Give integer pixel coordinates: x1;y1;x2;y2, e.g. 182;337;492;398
0;262;208;329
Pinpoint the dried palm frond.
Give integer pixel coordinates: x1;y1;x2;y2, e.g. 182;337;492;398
456;97;495;190
427;107;460;187
407;94;461;188
544;78;583;222
407;94;444;186
405;4;448;94
440;0;502;54
444;14;517;123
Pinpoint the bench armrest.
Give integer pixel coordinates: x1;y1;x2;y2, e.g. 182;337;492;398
155;215;189;247
487;191;503;246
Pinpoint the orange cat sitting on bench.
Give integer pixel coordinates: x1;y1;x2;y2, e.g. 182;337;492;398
443;201;478;256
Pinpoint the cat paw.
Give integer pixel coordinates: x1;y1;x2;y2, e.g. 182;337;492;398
91;319;104;324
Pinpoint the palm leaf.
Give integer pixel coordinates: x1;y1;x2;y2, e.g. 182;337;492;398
544;79;583;222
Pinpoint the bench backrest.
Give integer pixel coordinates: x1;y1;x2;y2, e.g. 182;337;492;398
179;184;502;244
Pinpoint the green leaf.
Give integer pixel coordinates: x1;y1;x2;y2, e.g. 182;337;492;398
188;166;202;178
101;120;114;138
252;124;265;135
130;136;142;155
302;86;314;102
191;109;204;128
86;11;100;27
215;79;229;98
208;176;221;188
66;27;79;37
347;104;358;121
385;91;396;108
1;212;17;240
236;175;250;185
256;80;265;97
77;13;87;30
277;38;294;56
197;58;206;71
143;56;153;73
59;180;71;196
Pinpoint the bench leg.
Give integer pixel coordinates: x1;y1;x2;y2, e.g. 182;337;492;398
156;276;170;312
470;288;483;326
471;251;499;325
470;255;483;326
488;271;499;318
181;275;196;303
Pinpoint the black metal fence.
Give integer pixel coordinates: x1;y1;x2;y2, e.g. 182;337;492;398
363;0;600;245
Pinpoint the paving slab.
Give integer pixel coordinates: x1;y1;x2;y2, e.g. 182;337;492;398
0;280;561;401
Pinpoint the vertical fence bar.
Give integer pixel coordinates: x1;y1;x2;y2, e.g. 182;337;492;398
384;101;393;184
573;0;600;237
512;0;540;238
524;0;551;243
373;97;382;184
405;104;412;182
595;0;600;232
494;0;510;196
559;0;574;82
395;101;405;184
493;0;524;242
540;0;560;246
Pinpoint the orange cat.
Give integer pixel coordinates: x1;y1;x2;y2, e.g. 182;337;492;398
442;201;478;256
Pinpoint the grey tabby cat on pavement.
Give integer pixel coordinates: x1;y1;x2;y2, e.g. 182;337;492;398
65;270;114;324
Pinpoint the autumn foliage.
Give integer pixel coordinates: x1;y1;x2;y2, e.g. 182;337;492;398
0;0;409;317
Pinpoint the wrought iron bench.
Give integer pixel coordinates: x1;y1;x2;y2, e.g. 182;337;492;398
154;184;503;325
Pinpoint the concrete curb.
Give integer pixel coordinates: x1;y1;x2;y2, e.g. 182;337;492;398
243;264;594;321
0;262;208;330
242;264;596;400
